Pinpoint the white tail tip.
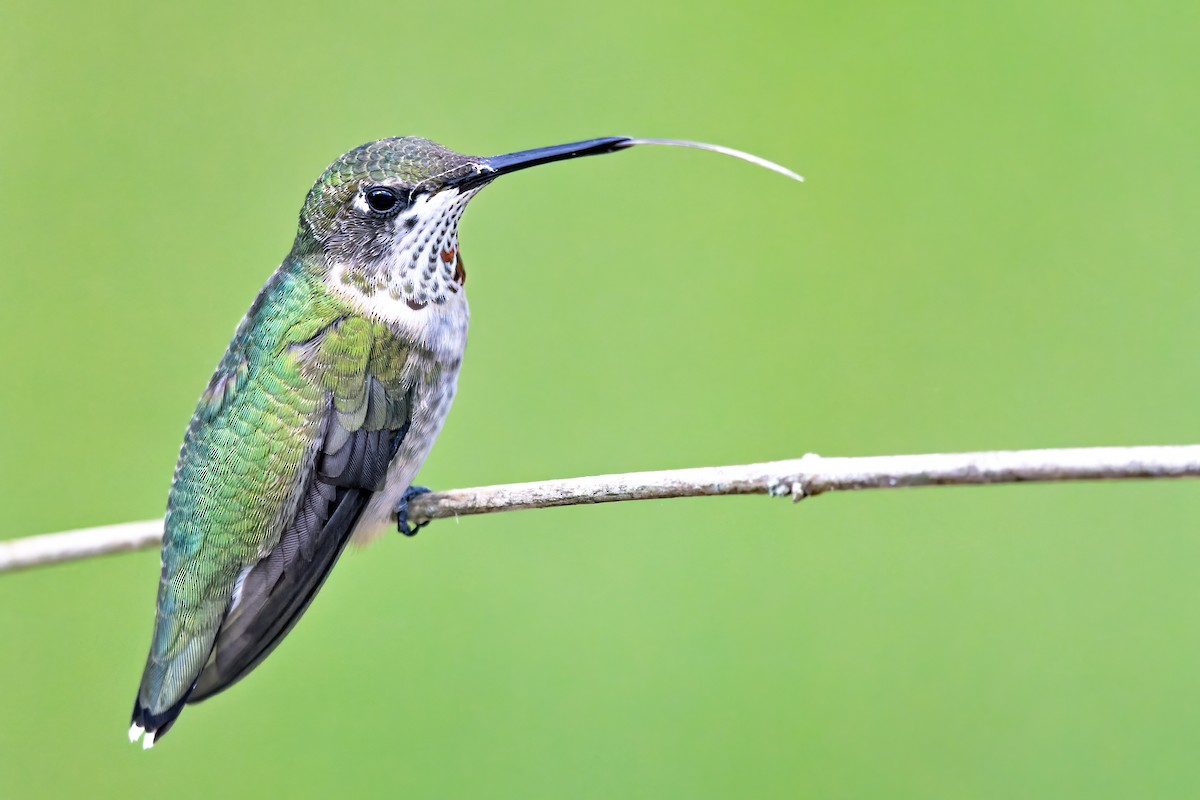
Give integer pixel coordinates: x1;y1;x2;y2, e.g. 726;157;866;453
625;138;804;182
128;723;156;749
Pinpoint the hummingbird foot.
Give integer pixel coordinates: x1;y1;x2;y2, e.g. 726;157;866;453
396;485;432;537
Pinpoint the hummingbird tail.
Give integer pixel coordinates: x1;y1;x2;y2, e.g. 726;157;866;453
129;689;192;749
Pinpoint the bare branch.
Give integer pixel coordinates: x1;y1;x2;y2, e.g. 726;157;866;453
4;445;1200;575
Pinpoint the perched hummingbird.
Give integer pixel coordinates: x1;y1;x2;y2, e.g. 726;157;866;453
128;135;800;748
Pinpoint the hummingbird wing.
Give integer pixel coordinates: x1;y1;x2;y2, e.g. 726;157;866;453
132;286;415;743
188;372;412;703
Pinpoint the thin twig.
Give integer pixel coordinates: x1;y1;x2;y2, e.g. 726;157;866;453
4;445;1200;575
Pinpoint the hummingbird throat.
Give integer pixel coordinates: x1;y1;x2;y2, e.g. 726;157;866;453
330;187;478;314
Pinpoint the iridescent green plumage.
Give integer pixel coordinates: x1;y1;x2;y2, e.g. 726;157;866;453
135;260;420;722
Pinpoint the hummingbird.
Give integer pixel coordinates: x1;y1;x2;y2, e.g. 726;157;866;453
128;135;801;748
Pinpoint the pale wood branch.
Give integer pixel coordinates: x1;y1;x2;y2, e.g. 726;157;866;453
4;445;1199;574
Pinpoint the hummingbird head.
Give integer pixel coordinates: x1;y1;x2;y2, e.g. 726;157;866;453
296;136;639;313
296;136;801;316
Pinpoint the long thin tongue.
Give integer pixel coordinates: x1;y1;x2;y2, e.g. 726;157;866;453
621;138;803;182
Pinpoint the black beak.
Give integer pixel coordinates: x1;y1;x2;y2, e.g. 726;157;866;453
450;137;634;190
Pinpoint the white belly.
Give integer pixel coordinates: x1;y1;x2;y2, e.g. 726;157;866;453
350;339;464;544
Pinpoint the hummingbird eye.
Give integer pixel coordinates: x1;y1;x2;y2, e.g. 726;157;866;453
364;186;403;215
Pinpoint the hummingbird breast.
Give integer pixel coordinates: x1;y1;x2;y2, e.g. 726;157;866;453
351;330;465;544
324;235;472;542
323;187;474;542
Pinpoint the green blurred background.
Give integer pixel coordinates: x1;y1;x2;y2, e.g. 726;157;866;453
3;0;1200;796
